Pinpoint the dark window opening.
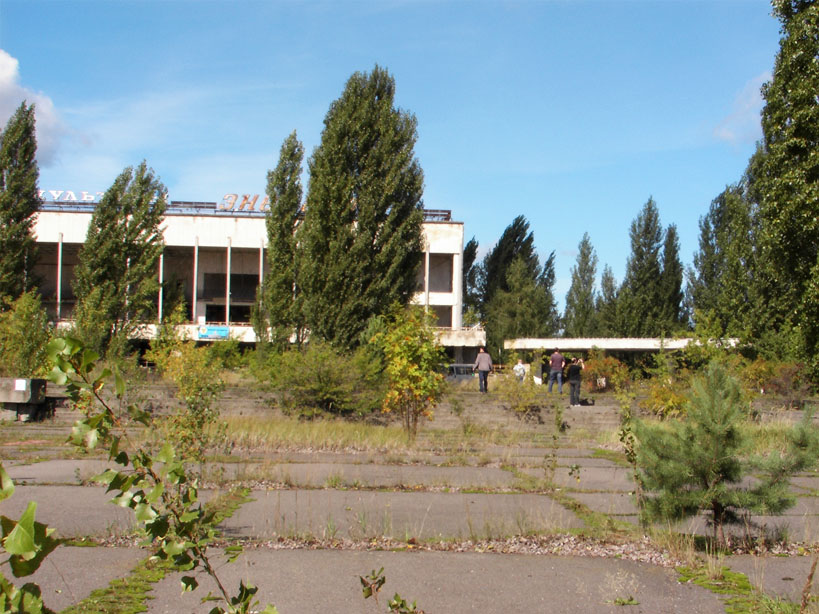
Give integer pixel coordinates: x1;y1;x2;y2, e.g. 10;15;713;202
202;273;258;301
432;305;452;328
428;254;454;293
229;305;251;323
205;303;226;322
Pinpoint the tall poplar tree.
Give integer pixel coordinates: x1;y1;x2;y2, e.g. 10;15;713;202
73;162;167;355
659;224;685;331
752;0;819;370
462;236;480;313
690;183;755;336
477;215;539;311
486;258;553;356
618;198;664;336
595;265;619;336
299;66;424;349
0;102;41;301
479;216;558;355
540;250;560;334
563;232;598;337
260;131;304;348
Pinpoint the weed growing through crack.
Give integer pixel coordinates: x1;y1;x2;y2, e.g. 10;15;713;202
324;515;339;539
600;569;640;607
324;472;344;489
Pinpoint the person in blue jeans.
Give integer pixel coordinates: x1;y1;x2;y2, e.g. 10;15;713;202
547;348;565;393
473;347;493;393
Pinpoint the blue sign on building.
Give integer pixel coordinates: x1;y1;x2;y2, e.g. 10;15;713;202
197;325;230;340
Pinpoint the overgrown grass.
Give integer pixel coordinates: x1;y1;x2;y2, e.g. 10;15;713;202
677;564;808;614
737;418;810;455
60;557;173;614
420;426;528;449
220;415;412;451
591;448;630;467
219;414;544;454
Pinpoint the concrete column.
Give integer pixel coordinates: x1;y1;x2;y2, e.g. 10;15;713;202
158;252;164;322
192;238;199;322
423;248;430;309
452;250;463;329
258;238;265;286
56;233;63;321
226;238;232;324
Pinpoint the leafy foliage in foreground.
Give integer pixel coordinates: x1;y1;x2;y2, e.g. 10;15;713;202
0;336;278;614
0;462;60;613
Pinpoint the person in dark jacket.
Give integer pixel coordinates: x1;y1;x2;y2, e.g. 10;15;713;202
473;347;493;393
567;357;584;406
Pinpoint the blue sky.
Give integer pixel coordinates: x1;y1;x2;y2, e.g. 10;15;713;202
0;0;781;308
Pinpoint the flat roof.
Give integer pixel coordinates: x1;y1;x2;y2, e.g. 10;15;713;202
504;337;739;351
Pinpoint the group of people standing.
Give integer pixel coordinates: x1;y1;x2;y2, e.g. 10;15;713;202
472;347;585;406
544;348;585;406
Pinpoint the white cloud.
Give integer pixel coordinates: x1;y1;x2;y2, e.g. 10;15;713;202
714;72;770;145
0;49;66;165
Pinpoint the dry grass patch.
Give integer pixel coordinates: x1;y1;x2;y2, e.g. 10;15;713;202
220;415;411;452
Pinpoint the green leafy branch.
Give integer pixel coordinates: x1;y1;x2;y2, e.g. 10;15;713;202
46;336;277;614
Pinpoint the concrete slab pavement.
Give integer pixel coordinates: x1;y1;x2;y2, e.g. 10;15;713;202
728;554;818;602
0;485;137;537
4;459;111;484
148;548;728;614
0;546;146;613
223;489;584;541
212;461;517;489
518;465;635;491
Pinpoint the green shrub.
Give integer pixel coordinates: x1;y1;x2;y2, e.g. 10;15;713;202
637;352;690;418
268;341;383;418
735;357;811;409
0;291;52;377
494;371;543;416
145;313;226;460
768;361;811;409
207;337;246;371
636;361;819;544
158;342;226;461
739;357;775;395
371;306;446;437
637;377;689;418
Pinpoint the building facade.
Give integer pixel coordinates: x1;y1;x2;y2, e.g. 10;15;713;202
32;192;485;357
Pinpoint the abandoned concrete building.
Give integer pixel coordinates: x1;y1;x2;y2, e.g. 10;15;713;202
31;191;485;361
